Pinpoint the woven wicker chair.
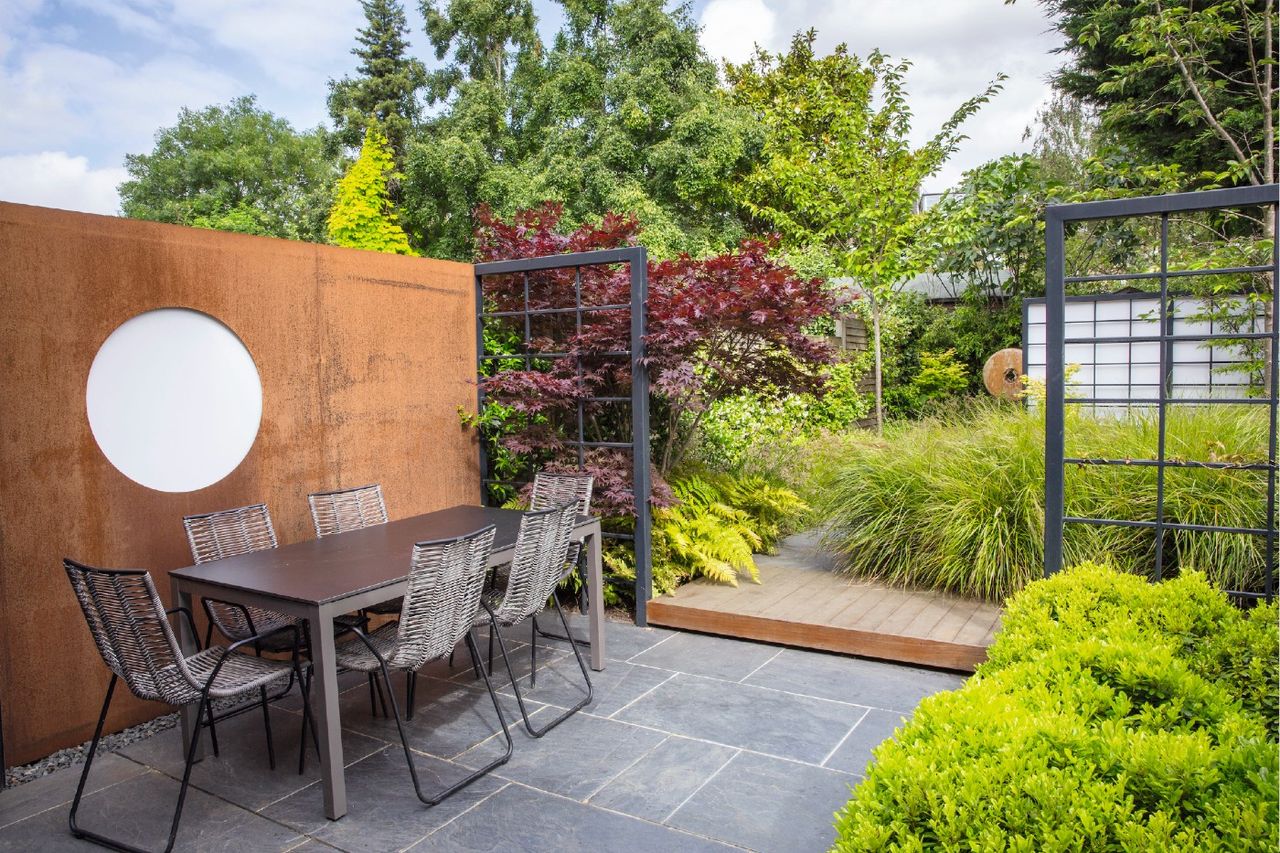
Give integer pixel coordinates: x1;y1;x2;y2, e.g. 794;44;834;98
480;502;592;737
182;504;300;653
184;502;351;762
308;483;389;535
527;472;594;652
308;484;398;618
64;559;311;853
307;484;400;717
334;525;513;806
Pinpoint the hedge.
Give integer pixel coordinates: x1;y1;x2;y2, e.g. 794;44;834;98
832;564;1279;851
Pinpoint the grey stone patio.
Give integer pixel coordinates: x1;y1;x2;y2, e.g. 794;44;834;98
0;616;964;852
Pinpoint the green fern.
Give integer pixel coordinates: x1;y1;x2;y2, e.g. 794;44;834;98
652;471;804;590
707;472;810;550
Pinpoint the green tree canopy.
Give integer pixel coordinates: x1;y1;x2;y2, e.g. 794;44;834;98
421;0;541;99
726;30;1002;430
1038;0;1276;188
327;0;429;162
119;95;335;241
328;126;416;254
402;0;757;260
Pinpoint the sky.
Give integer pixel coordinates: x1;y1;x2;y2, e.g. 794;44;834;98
0;0;1066;217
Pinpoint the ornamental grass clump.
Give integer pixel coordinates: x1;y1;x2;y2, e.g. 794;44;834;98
816;402;1271;601
832;564;1279;852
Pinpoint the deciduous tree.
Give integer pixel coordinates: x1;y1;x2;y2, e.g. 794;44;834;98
471;203;836;512
402;0;757;260
727;31;1002;432
119;96;335;241
1036;0;1276;191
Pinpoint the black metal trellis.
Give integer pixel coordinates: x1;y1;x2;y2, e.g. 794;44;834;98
474;248;653;625
1044;184;1280;602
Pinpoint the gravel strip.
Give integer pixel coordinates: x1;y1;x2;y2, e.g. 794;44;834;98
3;695;265;789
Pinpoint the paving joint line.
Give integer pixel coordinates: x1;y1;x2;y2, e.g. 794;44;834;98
622;663;907;714
820;708;870;768
737;648;783;683
606;671;678;720
581;734;671;803
660;748;741;824
623;630;679;664
584;714;861;778
0;754;155;831
412;781;512;848
499;778;754;852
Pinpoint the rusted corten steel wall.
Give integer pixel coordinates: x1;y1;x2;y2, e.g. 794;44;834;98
0;203;479;765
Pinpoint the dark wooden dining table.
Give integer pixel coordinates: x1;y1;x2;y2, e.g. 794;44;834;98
168;504;605;820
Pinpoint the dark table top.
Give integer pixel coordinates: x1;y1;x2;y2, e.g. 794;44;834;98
169;505;594;606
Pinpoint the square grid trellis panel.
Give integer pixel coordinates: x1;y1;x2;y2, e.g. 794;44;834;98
474;248;654;623
1043;185;1280;602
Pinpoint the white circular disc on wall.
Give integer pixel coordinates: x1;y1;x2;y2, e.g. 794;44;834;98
86;308;263;493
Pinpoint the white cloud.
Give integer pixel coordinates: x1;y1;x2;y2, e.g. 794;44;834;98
698;0;1065;190
62;0;178;44
169;0;364;89
0;43;242;165
700;0;777;67
0;151;126;215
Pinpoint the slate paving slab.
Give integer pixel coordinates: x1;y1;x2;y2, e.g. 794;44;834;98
407;782;737;852
614;672;867;765
1;625;965;852
587;735;739;823
338;675;524;761
0;770;300;852
0;753;147;831
666;751;859;853
627;631;780;681
485;612;676;664
496;656;672;718
262;746;505;853
743;647;964;713
457;712;666;801
117;706;385;813
821;708;910;776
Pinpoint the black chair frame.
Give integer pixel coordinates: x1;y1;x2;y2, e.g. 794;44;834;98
344;624;512;806
69;619;313;853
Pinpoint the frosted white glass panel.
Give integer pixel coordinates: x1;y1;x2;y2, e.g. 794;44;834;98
1094;320;1131;339
1022;295;1256;408
1095;300;1131;320
86;309;262;492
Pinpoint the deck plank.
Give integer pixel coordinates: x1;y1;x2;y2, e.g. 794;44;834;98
647;557;1000;673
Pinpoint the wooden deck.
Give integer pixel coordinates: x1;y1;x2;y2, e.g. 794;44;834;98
646;534;1002;672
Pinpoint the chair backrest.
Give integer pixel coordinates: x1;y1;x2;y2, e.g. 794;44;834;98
529;472;593;516
530;471;592;570
491;502;579;626
182;503;279;639
387;525;496;670
308;484;388;538
183;503;277;563
64;559;197;705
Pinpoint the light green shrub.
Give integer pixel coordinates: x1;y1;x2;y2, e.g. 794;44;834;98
833;564;1279;852
696;359;871;476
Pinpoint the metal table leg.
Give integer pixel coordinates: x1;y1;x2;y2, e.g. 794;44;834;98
307;604;347;819
171;580;204;762
586;522;605;671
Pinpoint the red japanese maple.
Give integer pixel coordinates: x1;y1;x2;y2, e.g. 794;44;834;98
473;203;836;513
